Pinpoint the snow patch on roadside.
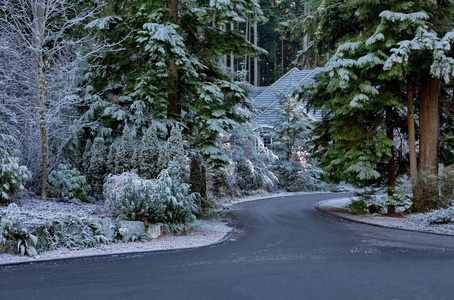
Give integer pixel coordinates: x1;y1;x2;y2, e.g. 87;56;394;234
318;198;454;236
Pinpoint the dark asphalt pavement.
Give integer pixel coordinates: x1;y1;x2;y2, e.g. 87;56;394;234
1;192;454;300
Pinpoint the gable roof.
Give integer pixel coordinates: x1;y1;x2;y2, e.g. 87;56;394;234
251;68;323;128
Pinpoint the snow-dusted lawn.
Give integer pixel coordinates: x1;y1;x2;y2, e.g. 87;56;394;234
317;198;454;236
0;198;231;265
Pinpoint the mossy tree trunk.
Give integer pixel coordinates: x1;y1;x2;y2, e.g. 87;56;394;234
386;106;396;215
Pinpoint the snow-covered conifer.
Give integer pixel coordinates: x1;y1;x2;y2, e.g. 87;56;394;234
116;124;134;174
106;143;117;174
157;126;187;179
138;124;160;179
82;140;93;174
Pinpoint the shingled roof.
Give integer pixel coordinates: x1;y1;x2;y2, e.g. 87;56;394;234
251;68;323;128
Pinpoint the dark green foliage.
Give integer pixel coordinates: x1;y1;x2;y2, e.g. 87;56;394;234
81;139;92;174
348;199;368;215
88;137;107;198
189;155;207;212
83;0;266;168
441;166;454;205
106;143;117;174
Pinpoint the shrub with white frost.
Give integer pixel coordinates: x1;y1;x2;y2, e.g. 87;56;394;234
155;168;198;232
104;172;163;222
0;203;108;257
104;170;198;232
48;164;91;202
0;134;31;204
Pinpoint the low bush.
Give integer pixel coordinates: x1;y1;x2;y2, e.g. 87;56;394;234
0;203;108;257
104;171;198;233
0;134;31;204
105;174;164;222
48;165;91;202
406;207;454;225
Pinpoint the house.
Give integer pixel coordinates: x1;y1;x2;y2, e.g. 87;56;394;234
250;67;323;146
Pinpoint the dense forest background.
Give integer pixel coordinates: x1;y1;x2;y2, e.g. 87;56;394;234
1;0;454;216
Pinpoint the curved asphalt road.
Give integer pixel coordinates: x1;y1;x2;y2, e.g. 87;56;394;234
1;192;454;300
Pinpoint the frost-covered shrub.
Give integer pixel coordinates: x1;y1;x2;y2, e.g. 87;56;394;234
0;203;108;256
154;169;198;232
138;124;160;179
0;204;38;257
406;207;454;225
0;134;31;204
234;155;277;192
104;170;197;232
104;173;164;222
48;164;91;202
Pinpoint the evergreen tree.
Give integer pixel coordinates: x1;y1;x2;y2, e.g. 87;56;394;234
116;124;134;174
270;93;321;191
293;0;454;211
82;139;93;174
138;124;160;179
157;126;186;179
271;94;312;161
82;0;266;168
106;142;117;174
88;137;107;198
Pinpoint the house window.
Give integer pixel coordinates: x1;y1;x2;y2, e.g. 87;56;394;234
259;132;273;148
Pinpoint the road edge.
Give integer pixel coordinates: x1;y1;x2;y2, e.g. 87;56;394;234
315;199;454;238
0;229;234;267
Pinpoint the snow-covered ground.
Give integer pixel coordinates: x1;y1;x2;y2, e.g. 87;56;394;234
317;198;454;236
0;198;232;265
4;191;452;265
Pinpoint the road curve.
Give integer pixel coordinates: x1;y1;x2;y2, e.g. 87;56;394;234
1;192;454;300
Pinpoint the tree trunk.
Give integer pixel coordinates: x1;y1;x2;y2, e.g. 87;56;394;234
34;0;48;200
406;78;417;189
419;74;439;174
386;107;396;215
253;23;258;87
412;73;440;212
167;0;180;120
37;52;48;200
230;23;234;72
